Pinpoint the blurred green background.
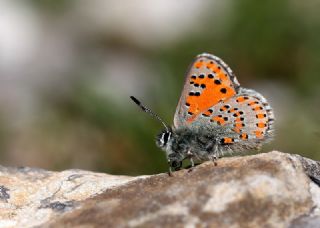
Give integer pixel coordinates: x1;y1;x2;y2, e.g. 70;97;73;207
0;0;319;175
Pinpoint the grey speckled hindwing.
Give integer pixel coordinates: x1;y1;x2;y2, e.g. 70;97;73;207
193;88;275;150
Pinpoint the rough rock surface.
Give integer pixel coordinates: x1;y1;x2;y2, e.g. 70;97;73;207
0;166;143;227
1;151;320;228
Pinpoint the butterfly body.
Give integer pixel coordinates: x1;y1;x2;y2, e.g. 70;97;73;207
131;53;274;172
157;125;237;170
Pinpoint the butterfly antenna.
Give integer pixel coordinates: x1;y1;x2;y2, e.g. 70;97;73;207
130;96;170;132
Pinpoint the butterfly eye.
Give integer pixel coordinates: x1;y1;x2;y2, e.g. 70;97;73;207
156;131;171;147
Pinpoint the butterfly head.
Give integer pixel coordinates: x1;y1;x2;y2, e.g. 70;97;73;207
158;127;208;171
156;129;182;170
155;130;180;168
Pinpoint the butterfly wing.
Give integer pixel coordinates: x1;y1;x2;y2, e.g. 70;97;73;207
201;88;275;147
174;53;240;128
174;53;274;151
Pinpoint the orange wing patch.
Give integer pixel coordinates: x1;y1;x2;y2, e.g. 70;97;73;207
240;133;248;140
186;61;236;122
254;131;264;139
194;60;204;69
221;137;234;144
211;115;226;126
234;122;244;133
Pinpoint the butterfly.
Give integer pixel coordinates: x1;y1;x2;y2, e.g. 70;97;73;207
131;53;274;174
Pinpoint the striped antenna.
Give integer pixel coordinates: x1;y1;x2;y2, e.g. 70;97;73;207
130;96;169;132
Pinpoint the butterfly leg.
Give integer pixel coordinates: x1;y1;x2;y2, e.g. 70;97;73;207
212;155;218;166
167;159;173;176
190;157;195;167
187;150;195;173
168;167;173;177
209;145;220;166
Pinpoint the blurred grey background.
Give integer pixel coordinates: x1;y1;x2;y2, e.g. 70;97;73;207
0;0;319;175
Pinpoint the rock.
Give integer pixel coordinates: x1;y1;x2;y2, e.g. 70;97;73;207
1;151;320;227
0;166;144;227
